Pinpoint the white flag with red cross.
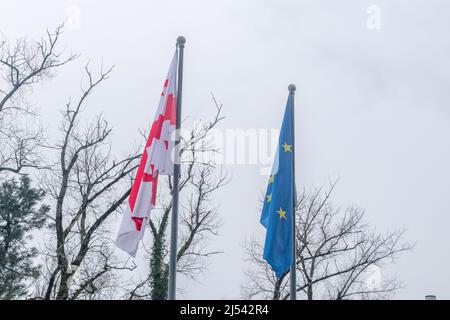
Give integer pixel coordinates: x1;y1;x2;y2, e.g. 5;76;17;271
116;52;178;256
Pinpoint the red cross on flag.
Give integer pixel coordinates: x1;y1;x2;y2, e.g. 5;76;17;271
116;52;178;256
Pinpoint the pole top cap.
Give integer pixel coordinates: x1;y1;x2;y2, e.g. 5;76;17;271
288;84;296;93
177;36;186;46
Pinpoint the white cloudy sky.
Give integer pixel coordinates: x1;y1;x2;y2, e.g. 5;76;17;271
2;0;450;299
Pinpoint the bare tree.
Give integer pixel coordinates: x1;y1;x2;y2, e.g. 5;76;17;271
242;181;413;300
0;122;44;174
127;95;228;300
0;24;78;174
0;24;77;113
36;64;138;300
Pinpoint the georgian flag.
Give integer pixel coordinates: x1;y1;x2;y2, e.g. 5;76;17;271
116;52;178;256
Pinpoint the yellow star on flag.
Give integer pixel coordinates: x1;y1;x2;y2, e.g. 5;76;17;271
268;175;275;184
282;142;292;152
266;194;272;203
276;208;286;219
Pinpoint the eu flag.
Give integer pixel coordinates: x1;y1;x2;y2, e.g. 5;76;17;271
260;95;295;278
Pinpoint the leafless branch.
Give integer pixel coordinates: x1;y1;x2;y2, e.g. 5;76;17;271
242;181;413;300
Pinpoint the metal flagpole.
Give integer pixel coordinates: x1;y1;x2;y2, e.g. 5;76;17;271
168;36;185;301
288;84;297;300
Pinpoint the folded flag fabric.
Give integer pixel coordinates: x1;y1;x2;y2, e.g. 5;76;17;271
260;95;295;278
116;52;178;257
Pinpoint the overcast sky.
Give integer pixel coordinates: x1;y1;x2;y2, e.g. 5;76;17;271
2;0;450;299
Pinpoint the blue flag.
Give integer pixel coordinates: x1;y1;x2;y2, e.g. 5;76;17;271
260;95;295;278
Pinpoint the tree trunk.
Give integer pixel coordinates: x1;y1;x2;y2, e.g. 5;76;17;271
273;279;282;300
56;272;70;300
307;284;313;300
150;232;169;300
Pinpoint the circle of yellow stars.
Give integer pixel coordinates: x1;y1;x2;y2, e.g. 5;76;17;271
264;141;292;220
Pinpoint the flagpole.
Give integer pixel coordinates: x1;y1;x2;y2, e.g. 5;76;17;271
288;84;297;300
168;36;185;301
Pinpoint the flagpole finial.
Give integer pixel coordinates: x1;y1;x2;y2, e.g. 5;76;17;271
288;84;296;94
177;36;186;47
